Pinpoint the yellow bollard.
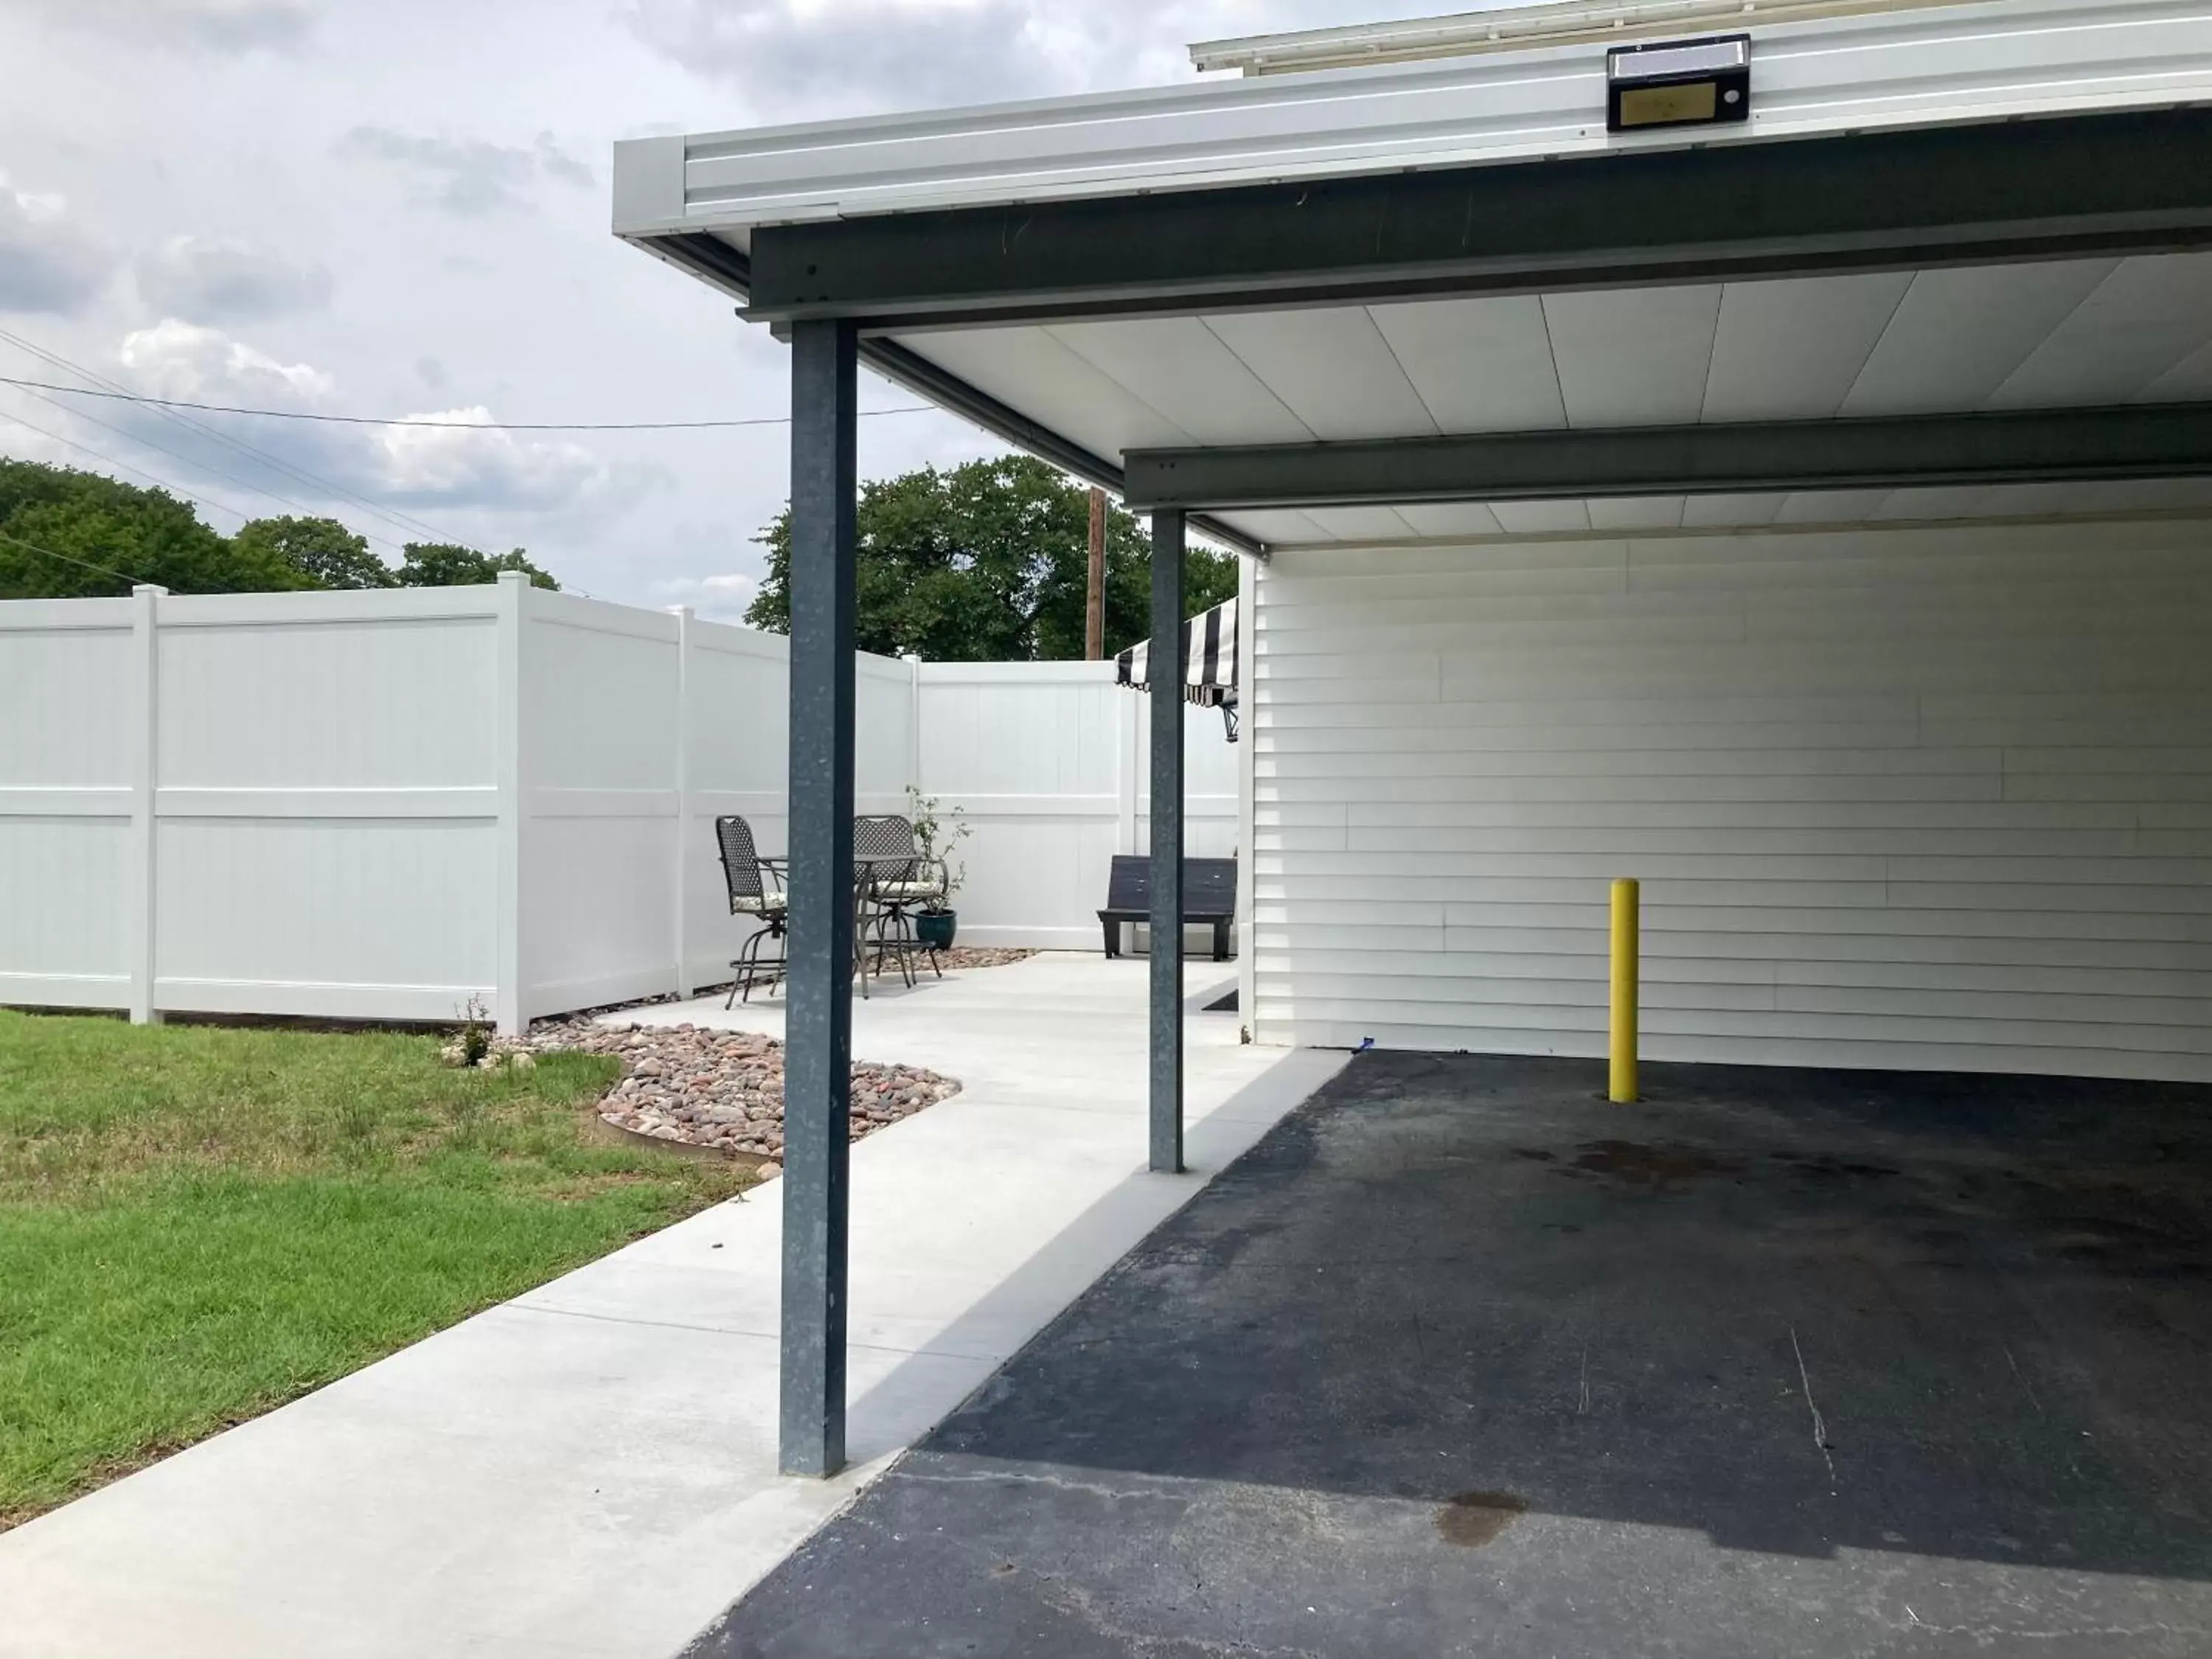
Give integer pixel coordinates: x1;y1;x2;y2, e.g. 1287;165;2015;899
1610;878;1639;1104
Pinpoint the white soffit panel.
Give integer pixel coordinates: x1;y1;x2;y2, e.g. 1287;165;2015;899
1773;488;1897;524
1301;507;1424;540
902;252;2212;519
1872;484;2015;519
1989;252;2212;409
1239;481;2212;546
1397;502;1509;538
1214;509;1338;545
2145;339;2212;403
1492;500;1595;533
2010;477;2212;514
1543;286;1723;428
1680;493;1792;528
1046;319;1316;445
1368;296;1567;433
1798;479;2212;525
1201;309;1439;442
1701;273;1914;421
1587;495;1688;530
895;327;1200;458
1839;260;2118;416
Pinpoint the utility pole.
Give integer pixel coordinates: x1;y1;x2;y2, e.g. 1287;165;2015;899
1085;486;1106;660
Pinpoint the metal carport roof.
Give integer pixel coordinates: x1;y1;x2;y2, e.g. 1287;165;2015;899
613;0;2212;1478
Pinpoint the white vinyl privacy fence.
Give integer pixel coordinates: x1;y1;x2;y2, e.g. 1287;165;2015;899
1;574;1235;1034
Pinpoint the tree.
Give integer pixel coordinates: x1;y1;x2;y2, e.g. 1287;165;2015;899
0;459;311;598
233;516;394;589
745;456;1238;661
0;459;566;598
396;543;559;590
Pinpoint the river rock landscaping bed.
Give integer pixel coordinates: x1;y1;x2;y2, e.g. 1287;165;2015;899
527;1020;959;1169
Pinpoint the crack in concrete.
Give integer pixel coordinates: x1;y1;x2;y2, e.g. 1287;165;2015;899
899;1466;1186;1507
1033;1574;1329;1659
1904;1605;2211;1644
1791;1324;1837;1491
2003;1343;2047;1419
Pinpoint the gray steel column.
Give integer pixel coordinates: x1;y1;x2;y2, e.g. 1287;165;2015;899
1149;509;1185;1175
780;318;858;1478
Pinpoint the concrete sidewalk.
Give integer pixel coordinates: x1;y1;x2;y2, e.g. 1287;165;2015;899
0;955;1344;1659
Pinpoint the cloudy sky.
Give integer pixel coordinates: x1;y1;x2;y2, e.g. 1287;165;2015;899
0;0;1466;619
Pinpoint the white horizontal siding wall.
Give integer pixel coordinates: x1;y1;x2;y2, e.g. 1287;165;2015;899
1251;517;2212;1082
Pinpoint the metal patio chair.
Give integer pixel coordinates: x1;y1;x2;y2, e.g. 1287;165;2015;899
716;815;789;1006
853;814;949;994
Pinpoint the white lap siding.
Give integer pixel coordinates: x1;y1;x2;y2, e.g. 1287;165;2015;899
1249;518;2212;1082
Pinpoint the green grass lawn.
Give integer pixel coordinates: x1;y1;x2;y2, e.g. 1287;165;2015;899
0;1009;748;1529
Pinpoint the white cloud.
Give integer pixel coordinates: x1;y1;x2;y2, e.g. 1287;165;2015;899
623;0;1046;116
618;1;1459;116
118;317;334;404
135;235;333;324
0;172;108;315
369;408;611;511
652;569;761;625
335;126;597;217
105;322;643;515
18;0;317;52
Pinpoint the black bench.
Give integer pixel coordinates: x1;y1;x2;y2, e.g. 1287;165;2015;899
1099;855;1237;961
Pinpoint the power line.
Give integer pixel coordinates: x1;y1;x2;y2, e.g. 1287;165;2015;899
0;330;488;555
0;329;473;551
0;524;183;593
0;373;939;431
0;405;266;529
4;385;386;545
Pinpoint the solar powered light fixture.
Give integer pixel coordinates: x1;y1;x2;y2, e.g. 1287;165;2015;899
1607;33;1751;133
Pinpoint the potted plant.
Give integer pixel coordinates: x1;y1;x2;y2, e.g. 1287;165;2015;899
907;784;971;951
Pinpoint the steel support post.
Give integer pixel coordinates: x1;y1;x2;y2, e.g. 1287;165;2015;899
779;317;858;1478
1150;509;1186;1175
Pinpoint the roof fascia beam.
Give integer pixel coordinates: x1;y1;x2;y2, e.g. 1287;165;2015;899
1121;406;2212;512
740;108;2212;329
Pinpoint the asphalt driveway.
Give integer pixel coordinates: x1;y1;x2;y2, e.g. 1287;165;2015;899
687;1051;2212;1657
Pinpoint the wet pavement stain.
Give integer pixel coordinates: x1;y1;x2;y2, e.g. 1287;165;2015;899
1565;1140;1740;1187
1436;1491;1528;1548
1773;1153;1903;1181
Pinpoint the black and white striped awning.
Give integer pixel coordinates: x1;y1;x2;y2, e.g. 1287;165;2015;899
1114;596;1238;710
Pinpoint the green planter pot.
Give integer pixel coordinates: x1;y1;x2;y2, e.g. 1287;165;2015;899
915;910;958;951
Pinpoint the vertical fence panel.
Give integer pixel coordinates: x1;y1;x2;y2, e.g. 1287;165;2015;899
684;619;795;994
515;586;681;1022
150;585;504;1025
1;586;1248;1024
915;661;1239;950
0;597;136;1011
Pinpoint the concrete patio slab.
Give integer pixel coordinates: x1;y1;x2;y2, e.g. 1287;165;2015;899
0;954;1345;1659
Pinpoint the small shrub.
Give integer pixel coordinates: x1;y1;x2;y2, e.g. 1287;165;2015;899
443;997;493;1069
